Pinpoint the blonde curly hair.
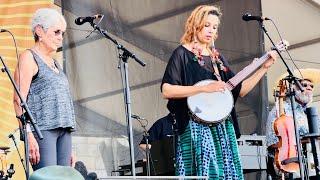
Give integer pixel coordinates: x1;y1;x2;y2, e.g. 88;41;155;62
180;5;222;45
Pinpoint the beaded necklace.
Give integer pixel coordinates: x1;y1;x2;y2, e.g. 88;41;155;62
190;43;222;79
33;48;58;72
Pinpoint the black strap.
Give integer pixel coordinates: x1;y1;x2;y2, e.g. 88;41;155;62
281;157;299;165
216;58;227;82
26;49;39;81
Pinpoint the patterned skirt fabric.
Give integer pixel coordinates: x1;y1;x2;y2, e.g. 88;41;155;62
176;118;243;180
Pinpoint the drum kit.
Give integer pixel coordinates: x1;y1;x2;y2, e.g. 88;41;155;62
0;129;21;180
0;146;15;180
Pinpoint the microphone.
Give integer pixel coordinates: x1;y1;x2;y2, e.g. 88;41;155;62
131;114;145;120
306;107;319;134
75;14;102;25
0;29;7;33
242;13;270;22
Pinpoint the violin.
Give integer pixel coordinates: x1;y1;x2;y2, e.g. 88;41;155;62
273;80;299;173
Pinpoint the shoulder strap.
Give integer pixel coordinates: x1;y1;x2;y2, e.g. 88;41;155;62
26;49;39;81
26;49;41;64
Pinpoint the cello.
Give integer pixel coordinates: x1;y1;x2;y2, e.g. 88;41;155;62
273;80;300;173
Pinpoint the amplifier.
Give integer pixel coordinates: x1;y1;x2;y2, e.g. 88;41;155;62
116;135;268;176
237;135;267;171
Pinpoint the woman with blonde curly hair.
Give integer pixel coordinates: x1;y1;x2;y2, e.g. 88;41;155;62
161;5;277;179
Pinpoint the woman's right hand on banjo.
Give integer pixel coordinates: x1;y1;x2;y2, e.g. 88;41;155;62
202;81;227;93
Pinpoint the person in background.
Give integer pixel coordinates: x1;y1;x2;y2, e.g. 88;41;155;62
139;113;174;150
266;77;315;179
13;8;75;170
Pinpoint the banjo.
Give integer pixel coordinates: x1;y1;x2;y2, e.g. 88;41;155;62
187;41;289;124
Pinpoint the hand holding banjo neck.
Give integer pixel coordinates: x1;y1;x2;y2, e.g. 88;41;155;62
187;40;289;124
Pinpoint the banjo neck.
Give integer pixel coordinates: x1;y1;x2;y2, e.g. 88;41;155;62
226;53;270;90
188;41;287;124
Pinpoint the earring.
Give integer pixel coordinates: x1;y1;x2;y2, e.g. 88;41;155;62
213;34;218;40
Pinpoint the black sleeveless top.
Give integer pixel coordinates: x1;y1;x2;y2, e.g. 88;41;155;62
161;45;242;137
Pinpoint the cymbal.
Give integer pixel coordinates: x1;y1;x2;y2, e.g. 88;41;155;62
0;146;10;151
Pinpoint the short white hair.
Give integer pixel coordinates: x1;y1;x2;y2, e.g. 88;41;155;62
31;8;66;41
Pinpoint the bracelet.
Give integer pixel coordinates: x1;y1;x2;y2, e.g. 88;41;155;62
26;124;32;133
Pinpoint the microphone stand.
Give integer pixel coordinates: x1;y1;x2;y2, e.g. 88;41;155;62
8;133;27;175
133;115;151;176
141;126;151;176
88;21;146;177
0;55;43;180
259;22;306;179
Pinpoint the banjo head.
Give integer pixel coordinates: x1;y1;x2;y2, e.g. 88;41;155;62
187;79;234;124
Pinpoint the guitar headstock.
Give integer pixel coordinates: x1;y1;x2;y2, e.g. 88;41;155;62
272;40;289;52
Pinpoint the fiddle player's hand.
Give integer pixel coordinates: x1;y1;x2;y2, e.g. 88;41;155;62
28;132;40;165
263;50;277;69
202;81;227;93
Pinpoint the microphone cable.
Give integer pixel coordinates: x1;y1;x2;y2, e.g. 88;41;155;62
0;29;22;129
85;14;105;38
268;19;303;78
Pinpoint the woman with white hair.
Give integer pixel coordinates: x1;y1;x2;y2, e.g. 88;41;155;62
13;8;75;170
